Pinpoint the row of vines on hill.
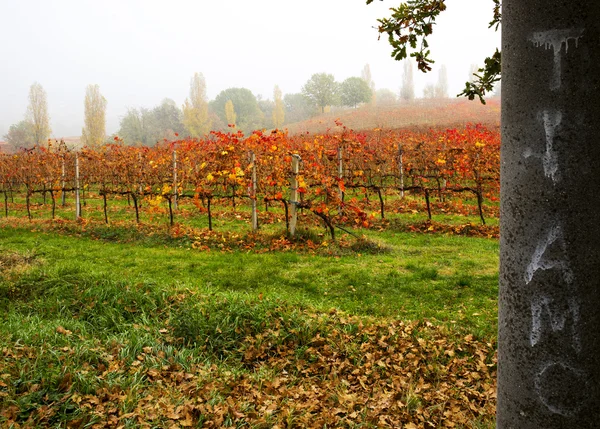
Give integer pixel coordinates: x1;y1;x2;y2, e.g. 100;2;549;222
0;123;499;237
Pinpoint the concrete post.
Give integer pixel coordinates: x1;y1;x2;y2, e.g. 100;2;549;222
498;1;600;427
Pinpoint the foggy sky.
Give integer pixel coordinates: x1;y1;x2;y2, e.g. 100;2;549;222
0;0;500;138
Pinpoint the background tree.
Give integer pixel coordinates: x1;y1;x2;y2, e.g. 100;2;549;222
256;96;273;129
399;59;415;101
340;77;373;108
301;73;339;113
151;98;184;140
225;100;237;127
434;65;449;99
3;120;35;151
283;93;318;124
81;84;107;148
376;88;397;105
468;63;479;84
118;100;184;146
492;80;501;98
27;82;51;145
272;85;285;128
183;72;211;138
423;83;436;99
210;88;263;132
361;64;376;104
118;108;149;145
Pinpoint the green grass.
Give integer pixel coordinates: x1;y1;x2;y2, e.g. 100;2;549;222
0;223;498;427
0;227;498;336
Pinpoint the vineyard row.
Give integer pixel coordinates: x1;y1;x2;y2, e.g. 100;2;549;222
0;124;500;237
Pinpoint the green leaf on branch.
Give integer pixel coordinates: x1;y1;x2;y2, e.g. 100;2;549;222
490;0;501;30
368;0;502;103
458;50;501;104
369;0;447;72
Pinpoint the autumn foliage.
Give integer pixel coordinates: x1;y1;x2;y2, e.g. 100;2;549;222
0;123;500;235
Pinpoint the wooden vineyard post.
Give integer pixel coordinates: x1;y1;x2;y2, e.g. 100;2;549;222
137;151;143;206
172;149;178;211
289;154;301;236
75;152;81;220
249;151;258;231
61;157;66;206
398;143;405;198
338;145;344;212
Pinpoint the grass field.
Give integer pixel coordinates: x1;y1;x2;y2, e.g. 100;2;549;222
0;208;498;427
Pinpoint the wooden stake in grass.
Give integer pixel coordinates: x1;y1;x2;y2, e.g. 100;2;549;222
338;145;344;213
249;151;258;231
289;154;301;236
398;143;405;198
172;149;178;211
75;152;81;220
61;157;66;207
137;151;143;208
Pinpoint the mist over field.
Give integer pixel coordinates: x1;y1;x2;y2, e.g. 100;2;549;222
0;0;499;141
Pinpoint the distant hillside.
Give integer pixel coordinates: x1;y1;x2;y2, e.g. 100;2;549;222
46;136;81;150
0;137;81;153
59;136;81;148
284;98;501;135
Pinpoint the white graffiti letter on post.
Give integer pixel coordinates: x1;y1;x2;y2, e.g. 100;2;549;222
530;28;584;90
525;223;573;285
530;296;581;352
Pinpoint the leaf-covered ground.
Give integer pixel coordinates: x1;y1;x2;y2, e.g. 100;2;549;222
1;313;496;428
0;224;498;428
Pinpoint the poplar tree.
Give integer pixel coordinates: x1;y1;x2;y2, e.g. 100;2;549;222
400;60;415;101
361;64;376;103
434;65;449;99
272;85;285;128
27;82;51;145
81;84;107;148
225;100;236;127
183;72;211;138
